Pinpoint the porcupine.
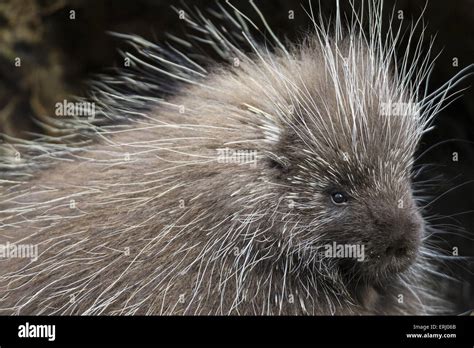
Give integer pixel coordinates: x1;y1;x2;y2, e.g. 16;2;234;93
0;0;469;315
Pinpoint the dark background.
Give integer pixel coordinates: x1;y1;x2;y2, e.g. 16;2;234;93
0;0;472;312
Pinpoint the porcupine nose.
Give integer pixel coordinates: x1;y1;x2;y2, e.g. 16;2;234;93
382;214;422;262
385;237;412;257
368;206;423;271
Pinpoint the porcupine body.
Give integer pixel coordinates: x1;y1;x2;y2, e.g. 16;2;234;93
0;1;464;315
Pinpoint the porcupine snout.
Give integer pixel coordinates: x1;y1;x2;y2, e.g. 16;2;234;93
365;198;424;273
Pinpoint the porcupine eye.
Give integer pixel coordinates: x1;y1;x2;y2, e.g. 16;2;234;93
331;192;348;205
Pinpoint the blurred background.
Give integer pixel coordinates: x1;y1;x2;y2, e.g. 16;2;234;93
0;0;472;312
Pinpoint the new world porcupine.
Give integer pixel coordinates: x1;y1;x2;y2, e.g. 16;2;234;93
0;0;470;315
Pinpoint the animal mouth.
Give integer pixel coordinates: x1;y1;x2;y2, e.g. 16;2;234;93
338;244;419;284
364;244;419;280
374;251;416;273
